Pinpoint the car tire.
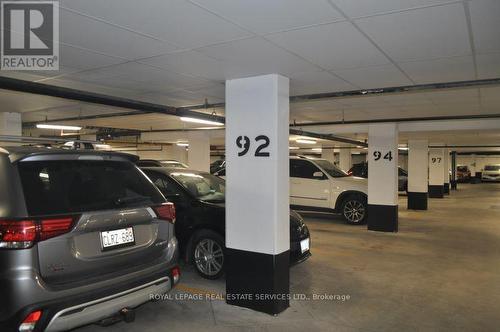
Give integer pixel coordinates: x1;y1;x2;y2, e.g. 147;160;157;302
190;230;225;280
341;194;367;225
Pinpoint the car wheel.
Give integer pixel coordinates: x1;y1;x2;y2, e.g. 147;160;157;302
341;195;367;225
191;230;225;280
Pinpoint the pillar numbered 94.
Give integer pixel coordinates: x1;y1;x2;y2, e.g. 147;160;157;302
367;123;399;232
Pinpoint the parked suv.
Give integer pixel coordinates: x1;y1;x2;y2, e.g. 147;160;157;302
0;147;179;332
141;167;311;279
290;156;368;224
347;162;408;192
481;165;500;182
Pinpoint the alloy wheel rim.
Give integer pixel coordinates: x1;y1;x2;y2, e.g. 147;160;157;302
194;239;224;276
344;200;365;223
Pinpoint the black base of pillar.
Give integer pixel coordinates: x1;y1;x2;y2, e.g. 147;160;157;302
407;192;428;210
444;183;450;194
428;185;444;198
226;248;289;315
450;180;457;190
367;204;398;232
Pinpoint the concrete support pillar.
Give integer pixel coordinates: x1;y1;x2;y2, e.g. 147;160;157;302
407;140;428;210
187;131;210;172
429;148;445;198
321;147;335;164
225;74;290;314
367;123;398;232
339;148;352;172
443;149;450;194
0;112;22;146
451;151;458;190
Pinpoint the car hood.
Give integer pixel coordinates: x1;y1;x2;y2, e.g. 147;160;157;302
332;176;368;194
203;201;308;234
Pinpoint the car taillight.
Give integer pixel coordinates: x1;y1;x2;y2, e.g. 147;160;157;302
347;170;353;176
39;217;74;241
153;203;176;224
19;310;42;332
171;266;180;285
0;216;76;249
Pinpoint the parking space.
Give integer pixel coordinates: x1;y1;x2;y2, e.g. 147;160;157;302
74;183;500;332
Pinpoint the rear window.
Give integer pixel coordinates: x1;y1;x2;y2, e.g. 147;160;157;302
17;160;164;216
484;165;500;171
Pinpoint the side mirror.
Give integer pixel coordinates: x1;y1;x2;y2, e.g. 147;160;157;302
313;171;325;179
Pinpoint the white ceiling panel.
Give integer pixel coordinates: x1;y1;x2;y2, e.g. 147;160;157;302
469;0;500;54
197;37;319;77
189;0;343;34
60;10;178;60
267;21;390;70
356;3;471;61
333;64;413;88
62;0;251;49
332;0;459;18
289;71;356;95
139;51;247;81
59;44;125;70
399;56;476;84
476;53;500;79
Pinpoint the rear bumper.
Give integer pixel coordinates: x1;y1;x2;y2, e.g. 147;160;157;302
46;276;172;332
482;175;500;181
0;237;178;332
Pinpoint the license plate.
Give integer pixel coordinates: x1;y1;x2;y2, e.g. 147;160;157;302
300;238;310;254
100;227;135;251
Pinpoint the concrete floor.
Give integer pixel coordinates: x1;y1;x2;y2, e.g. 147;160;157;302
75;183;500;332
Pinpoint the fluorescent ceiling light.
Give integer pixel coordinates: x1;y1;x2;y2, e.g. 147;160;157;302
289;146;300;150
312;148;322;152
176;142;189;147
180;117;224;126
296;138;316;144
36;124;82;131
398;147;409;151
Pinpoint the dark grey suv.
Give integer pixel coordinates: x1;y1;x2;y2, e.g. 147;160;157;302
0;147;179;332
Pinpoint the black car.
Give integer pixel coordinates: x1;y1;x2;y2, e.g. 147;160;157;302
348;162;408;192
142;167;311;279
210;159;225;174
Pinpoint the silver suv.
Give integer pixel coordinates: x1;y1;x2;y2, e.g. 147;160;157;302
0;147;179;332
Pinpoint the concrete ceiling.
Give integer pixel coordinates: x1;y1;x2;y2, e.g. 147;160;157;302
1;0;500;148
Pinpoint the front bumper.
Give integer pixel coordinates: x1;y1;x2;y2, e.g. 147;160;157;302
290;237;311;265
482;175;500;181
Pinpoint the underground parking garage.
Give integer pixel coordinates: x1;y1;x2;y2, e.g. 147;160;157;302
0;1;500;331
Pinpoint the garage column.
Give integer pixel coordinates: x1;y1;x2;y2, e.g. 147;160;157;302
450;151;457;190
339;148;352;172
367;123;398;232
188;131;210;172
321;147;335;164
443;149;450;194
407;140;428;210
429;148;445;198
0;112;22;145
225;74;290;314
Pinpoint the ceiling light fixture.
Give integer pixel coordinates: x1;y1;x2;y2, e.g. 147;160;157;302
312;148;322;152
296;138;317;144
36;124;82;131
180;117;224;126
289;146;300;150
176;142;189;147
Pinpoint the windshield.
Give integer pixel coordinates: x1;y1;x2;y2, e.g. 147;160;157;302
160;161;187;168
314;160;348;178
484;165;500;171
170;171;225;202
